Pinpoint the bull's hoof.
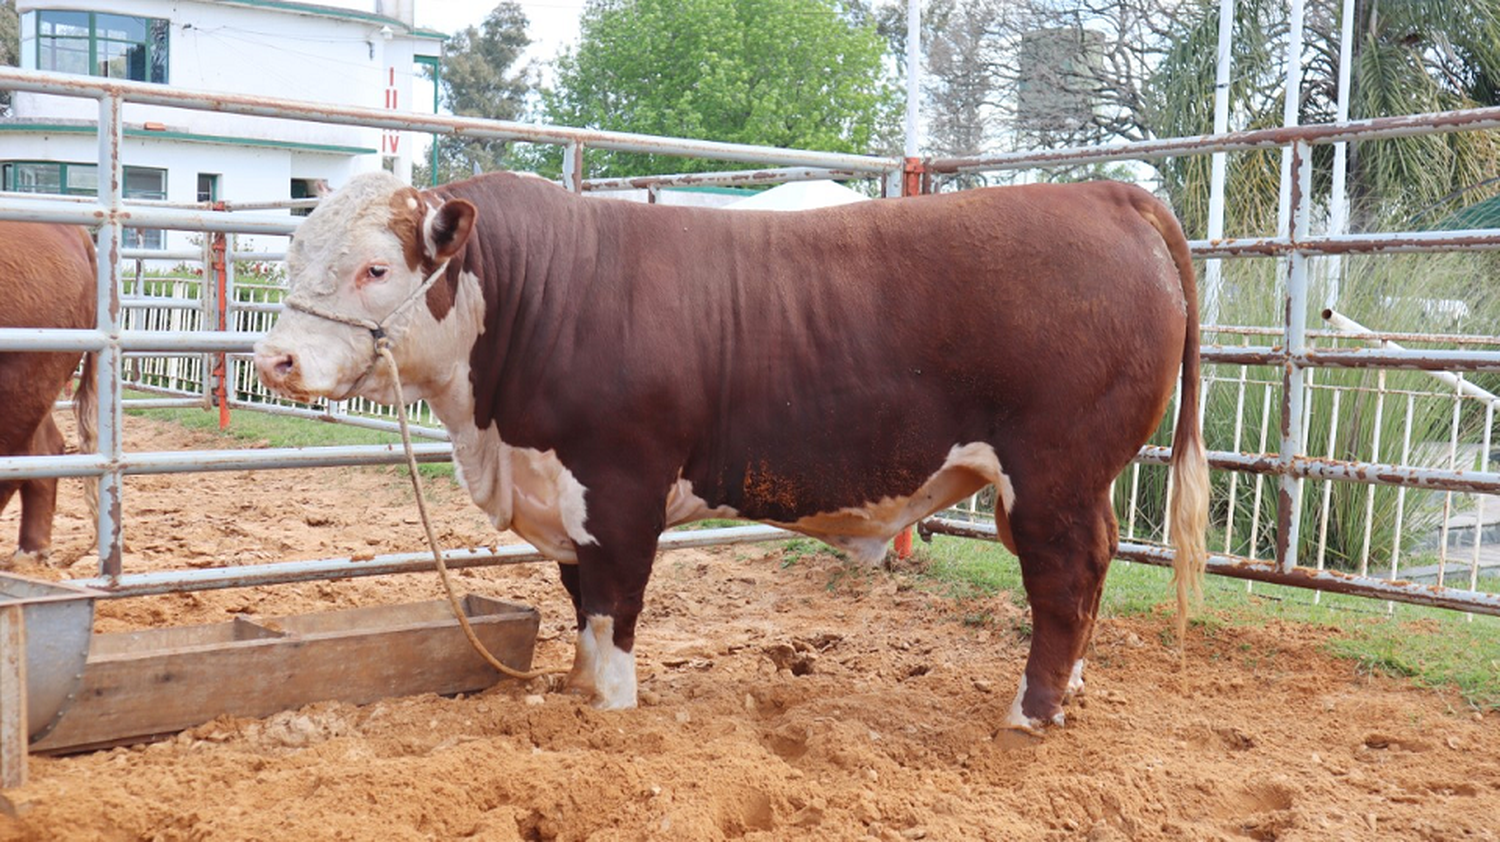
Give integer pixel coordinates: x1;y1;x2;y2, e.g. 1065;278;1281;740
8;549;49;568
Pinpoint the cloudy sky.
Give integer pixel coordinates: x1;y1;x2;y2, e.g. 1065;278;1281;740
414;1;584;68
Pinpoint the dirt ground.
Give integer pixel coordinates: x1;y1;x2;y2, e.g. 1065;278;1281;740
2;412;1498;841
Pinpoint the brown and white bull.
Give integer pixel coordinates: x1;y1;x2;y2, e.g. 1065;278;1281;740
254;171;1208;732
1;221;98;566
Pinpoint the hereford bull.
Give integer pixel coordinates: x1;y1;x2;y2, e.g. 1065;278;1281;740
254;171;1208;732
0;221;98;566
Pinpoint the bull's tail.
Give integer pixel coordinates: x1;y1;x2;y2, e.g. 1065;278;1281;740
74;352;100;548
1136;193;1210;645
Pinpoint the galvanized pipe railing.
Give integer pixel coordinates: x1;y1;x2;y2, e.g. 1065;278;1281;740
2;64;1498;611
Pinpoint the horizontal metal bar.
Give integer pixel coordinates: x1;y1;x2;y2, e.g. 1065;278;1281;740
1191;228;1500;259
122;297;200;310
1202;344;1282;366
1136;446;1500;494
0;329;262;353
929;104;1500;173
583;166;872;192
1196;343;1500;371
0;443;453;481
67;524;794;597
1208;322;1500;348
1305;347;1500;372
1324;310;1500;408
55;397;203;411
916;518;1500;616
227;398;450;441
0;68;899;174
0;195;301;235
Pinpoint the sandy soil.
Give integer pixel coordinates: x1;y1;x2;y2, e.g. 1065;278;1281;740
2;412;1498;841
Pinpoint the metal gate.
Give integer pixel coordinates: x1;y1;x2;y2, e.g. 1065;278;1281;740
0;63;1497;616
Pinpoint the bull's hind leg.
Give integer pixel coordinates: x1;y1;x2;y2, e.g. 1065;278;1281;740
1005;491;1116;734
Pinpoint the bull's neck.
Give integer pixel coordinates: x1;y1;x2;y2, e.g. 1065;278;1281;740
442;177;598;437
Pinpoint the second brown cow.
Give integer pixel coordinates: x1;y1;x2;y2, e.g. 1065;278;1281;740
0;221;98;566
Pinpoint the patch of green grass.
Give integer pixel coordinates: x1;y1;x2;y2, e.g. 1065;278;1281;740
668;518;748;532
124;392;454;480
775;537;843;568
910;533;1500;711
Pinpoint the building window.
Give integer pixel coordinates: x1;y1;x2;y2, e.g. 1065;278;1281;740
289;178;322;217
197;173;219;204
1;161;167;249
37;11;169;84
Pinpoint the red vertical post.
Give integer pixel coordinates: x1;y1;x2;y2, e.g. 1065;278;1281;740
892;156;928;561
210;205;230;431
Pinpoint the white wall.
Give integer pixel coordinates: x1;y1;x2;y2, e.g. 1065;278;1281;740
13;1;435;179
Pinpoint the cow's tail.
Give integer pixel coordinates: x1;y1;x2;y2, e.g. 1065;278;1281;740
74;352;100;548
1136;192;1210;646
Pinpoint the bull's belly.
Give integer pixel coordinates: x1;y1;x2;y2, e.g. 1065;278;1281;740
763;442;1013;565
451;422;1015;567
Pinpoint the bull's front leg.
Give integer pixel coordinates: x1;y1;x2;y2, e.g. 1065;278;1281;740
557;480;667;710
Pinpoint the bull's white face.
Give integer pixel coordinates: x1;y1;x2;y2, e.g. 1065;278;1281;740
254;171;474;405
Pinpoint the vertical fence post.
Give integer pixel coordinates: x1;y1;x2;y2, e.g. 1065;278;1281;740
1276;140;1313;572
561;142;584;194
95;91;125;581
889;155;929;561
210;210;230;430
0;604;26;789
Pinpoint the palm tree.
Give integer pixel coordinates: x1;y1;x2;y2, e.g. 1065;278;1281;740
1147;0;1500;236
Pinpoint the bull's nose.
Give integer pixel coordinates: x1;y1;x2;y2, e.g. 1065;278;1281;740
253;348;297;389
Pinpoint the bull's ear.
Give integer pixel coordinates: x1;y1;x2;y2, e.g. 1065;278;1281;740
426;199;476;261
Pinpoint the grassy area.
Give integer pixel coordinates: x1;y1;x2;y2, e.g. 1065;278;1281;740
903;533;1500;711
125;392;455;479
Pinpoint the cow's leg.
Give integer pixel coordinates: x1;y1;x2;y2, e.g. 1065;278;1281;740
563;484;665;710
1005;492;1115;734
1063;520;1114;705
556;561;597;697
13;417;65;565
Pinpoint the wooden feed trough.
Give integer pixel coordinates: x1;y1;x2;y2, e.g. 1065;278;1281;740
28;594;539;755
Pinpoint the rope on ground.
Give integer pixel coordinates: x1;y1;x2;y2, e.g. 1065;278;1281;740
378;343;569;682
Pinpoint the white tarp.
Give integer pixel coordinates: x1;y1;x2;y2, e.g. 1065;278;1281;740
722;180;870;211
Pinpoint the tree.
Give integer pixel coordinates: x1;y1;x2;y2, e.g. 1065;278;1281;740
966;0;1500;234
417;2;534;185
530;0;900;179
1;0;18;117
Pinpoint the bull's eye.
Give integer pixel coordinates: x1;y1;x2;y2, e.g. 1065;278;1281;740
358;263;391;287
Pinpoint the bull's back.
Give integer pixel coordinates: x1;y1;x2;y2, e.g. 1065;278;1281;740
0;222;96;454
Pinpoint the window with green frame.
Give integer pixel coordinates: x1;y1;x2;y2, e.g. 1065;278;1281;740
1;161;168;249
36;11;169;84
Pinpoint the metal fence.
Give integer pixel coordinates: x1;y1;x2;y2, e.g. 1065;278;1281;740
1;62;1498;617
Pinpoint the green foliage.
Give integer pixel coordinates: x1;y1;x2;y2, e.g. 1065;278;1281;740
526;0;900;178
417;2;534;184
1147;0;1500;235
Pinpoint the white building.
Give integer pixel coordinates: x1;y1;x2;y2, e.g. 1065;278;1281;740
2;0;444;251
